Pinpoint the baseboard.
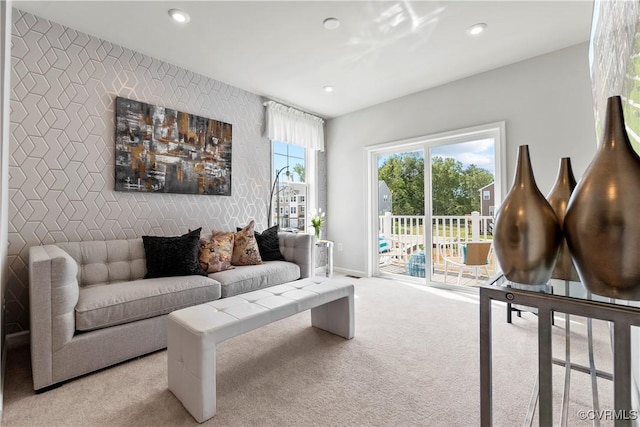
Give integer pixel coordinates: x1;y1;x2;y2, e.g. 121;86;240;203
0;344;4;426
6;331;29;350
0;331;29;426
333;267;367;278
0;332;8;426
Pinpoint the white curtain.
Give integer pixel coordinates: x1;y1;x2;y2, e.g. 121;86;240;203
265;101;325;151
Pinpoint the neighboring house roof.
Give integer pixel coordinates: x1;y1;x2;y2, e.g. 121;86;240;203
478;182;495;192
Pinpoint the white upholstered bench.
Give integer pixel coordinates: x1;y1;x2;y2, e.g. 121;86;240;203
167;277;355;422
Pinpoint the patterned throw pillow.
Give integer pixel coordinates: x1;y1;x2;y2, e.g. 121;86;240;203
199;231;235;273
232;220;263;266
142;228;207;279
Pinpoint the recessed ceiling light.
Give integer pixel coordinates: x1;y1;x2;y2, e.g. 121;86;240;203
466;23;487;36
169;9;191;24
322;85;335;93
323;17;340;30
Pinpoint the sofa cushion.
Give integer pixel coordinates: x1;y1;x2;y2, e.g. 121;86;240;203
209;261;300;298
57;239;146;287
75;276;221;331
143;228;206;278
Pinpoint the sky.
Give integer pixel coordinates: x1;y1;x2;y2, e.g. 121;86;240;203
377;137;495;176
431;138;495;175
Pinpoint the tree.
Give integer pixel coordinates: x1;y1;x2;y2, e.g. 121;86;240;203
293;163;305;182
460;164;494;213
431;156;493;216
379;154;493;217
378;154;425;215
431;157;464;215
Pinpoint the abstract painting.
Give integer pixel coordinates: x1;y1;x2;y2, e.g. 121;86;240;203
115;97;232;195
589;0;640;154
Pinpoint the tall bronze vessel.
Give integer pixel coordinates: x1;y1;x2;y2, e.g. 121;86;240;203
564;95;640;300
493;145;562;285
546;157;579;282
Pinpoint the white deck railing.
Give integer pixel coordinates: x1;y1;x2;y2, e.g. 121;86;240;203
378;212;494;266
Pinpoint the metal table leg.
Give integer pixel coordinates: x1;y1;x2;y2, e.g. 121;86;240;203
480;291;493;426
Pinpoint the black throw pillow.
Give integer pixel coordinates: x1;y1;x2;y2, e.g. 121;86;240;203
256;225;286;261
236;225;286;261
142;228;207;278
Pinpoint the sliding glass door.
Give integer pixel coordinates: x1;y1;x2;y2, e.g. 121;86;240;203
429;138;497;287
369;122;505;289
376;150;426;278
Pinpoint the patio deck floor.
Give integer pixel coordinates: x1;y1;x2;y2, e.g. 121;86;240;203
379;264;490;287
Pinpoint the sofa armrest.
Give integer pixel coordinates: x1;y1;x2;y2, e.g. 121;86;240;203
29;244;80;390
278;232;314;279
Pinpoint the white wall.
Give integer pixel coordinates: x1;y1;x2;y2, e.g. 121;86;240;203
327;43;597;275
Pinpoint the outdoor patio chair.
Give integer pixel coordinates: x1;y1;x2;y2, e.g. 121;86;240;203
379;234;393;265
379;234;405;266
441;241;493;285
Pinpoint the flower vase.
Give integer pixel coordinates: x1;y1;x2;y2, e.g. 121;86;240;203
493;145;562;285
564;95;640;300
546;157;580;282
314;228;322;241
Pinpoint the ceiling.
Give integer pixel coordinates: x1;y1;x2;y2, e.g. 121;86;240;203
13;1;594;119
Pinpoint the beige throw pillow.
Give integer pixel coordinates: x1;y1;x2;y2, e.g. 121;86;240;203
232;220;263;266
199;231;235;273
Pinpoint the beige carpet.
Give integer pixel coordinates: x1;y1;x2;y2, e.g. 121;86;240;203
2;276;614;426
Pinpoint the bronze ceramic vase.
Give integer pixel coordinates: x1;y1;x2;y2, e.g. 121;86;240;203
493;145;562;285
564;95;640;300
546;157;580;282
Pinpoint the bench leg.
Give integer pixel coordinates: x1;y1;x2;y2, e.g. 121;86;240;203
311;295;354;339
168;319;217;423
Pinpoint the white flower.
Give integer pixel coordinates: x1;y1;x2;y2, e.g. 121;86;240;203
310;208;326;229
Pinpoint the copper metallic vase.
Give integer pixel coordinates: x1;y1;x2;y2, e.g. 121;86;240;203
546;157;580;282
493;145;562;285
564;95;640;300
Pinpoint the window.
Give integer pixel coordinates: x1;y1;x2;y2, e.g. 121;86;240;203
489;206;495;216
273;141;305;183
483;190;490;201
266;101;323;231
272;140;314;231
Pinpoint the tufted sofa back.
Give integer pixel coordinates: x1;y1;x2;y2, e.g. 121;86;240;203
57;239;146;287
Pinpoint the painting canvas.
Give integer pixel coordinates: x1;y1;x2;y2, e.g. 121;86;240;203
589;0;640;154
115;97;232;195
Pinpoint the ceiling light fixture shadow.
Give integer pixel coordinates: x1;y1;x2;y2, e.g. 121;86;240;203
323;17;340;30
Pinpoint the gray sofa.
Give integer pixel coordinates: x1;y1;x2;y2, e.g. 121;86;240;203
28;232;314;391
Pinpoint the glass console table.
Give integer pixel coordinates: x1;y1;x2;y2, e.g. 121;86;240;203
480;275;640;426
315;239;334;278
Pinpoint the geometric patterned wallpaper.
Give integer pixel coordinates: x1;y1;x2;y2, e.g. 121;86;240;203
6;10;291;333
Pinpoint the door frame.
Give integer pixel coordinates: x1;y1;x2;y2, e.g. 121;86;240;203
365;121;507;284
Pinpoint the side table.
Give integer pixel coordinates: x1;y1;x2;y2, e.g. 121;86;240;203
315;239;334;278
480;275;640;426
